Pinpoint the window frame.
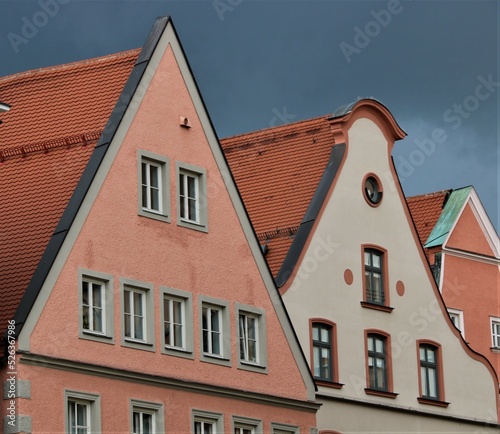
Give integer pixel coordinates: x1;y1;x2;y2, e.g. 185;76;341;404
310;319;341;388
199;296;231;366
447;308;465;337
121;278;155;351
270;422;300;434
361;245;392;312
232;416;263;434
130;399;164;434
192;409;224;434
417;340;448;407
364;330;397;398
176;161;208;232
78;269;114;344
64;390;101;434
236;303;267;373
490;316;500;350
160;286;194;359
137;150;170;223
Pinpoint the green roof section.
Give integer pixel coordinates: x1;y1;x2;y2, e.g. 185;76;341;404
424;186;472;248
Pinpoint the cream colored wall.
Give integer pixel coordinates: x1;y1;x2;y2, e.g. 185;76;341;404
283;115;499;427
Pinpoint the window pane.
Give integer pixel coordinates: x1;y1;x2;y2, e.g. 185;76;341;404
320;327;329;343
372;253;381;268
248;317;256;340
212;330;221;355
211;309;220;332
150;165;159;188
93;307;102;332
313;346;320;377
187;175;196;198
179;173;185;196
321;347;330;378
427;348;435;363
173;300;182;323
82;281;89;305
134;316;144;340
134;292;143;315
124;291;131;314
92;284;102;308
133;412;140;434
124;313;131;337
174;324;183;347
143;413;153;434
364;251;371;265
428;367;437;398
188;198;197;221
312;326;319;341
151;187;159;211
375;337;384;353
368;337;374;352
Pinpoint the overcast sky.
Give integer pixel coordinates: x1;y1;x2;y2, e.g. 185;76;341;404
1;0;499;232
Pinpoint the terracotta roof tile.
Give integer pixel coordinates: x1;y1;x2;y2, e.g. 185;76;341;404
406;190;450;246
0;51;138;351
221;116;335;275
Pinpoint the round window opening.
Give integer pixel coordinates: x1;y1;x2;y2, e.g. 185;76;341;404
364;176;382;205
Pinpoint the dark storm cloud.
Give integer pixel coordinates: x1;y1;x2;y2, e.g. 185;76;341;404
1;0;498;229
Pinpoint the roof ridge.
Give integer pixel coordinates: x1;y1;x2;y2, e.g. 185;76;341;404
0;130;102;162
220;113;331;144
407;189;453;200
0;48;140;84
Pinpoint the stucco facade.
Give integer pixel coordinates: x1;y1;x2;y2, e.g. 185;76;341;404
1;18;318;433
279;101;500;432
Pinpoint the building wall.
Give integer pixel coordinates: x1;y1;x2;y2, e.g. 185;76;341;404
282;108;499;431
10;361;315;433
9;23;316;431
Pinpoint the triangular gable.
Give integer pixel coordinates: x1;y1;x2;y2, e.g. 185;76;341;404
446;188;499;258
425;186;500;258
13;17;316;400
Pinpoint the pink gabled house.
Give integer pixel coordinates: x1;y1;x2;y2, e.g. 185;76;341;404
408;187;500;384
0;17;319;433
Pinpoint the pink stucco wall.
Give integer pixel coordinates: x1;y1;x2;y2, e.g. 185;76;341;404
15;362;316;433
441;203;500;378
26;44;308;404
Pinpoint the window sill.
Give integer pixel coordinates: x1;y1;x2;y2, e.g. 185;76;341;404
490;347;500;354
122;339;155;352
200;353;231;367
360;302;394;313
364;388;398;399
80;331;115;345
316;380;344;389
417;397;449;407
238;361;268;374
138;210;171;224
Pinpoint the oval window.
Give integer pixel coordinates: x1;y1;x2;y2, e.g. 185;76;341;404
364;176;382;205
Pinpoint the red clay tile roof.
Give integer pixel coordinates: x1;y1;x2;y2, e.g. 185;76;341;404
0;50;138;351
406;190;450;246
221;116;336;275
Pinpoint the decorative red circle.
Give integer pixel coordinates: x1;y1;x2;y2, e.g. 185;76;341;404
396;280;405;296
344;269;354;285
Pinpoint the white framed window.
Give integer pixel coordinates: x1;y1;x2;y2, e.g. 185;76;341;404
121;279;155;351
232;416;262;434
199;296;230;366
130;400;164;434
79;270;114;343
138;150;170;222
236;303;267;372
203;305;222;356
491;317;500;349
447;308;465;337
65;390;100;434
239;313;258;363
124;287;146;341
176;162;208;232
193;410;223;434
161;287;194;359
271;422;299;434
